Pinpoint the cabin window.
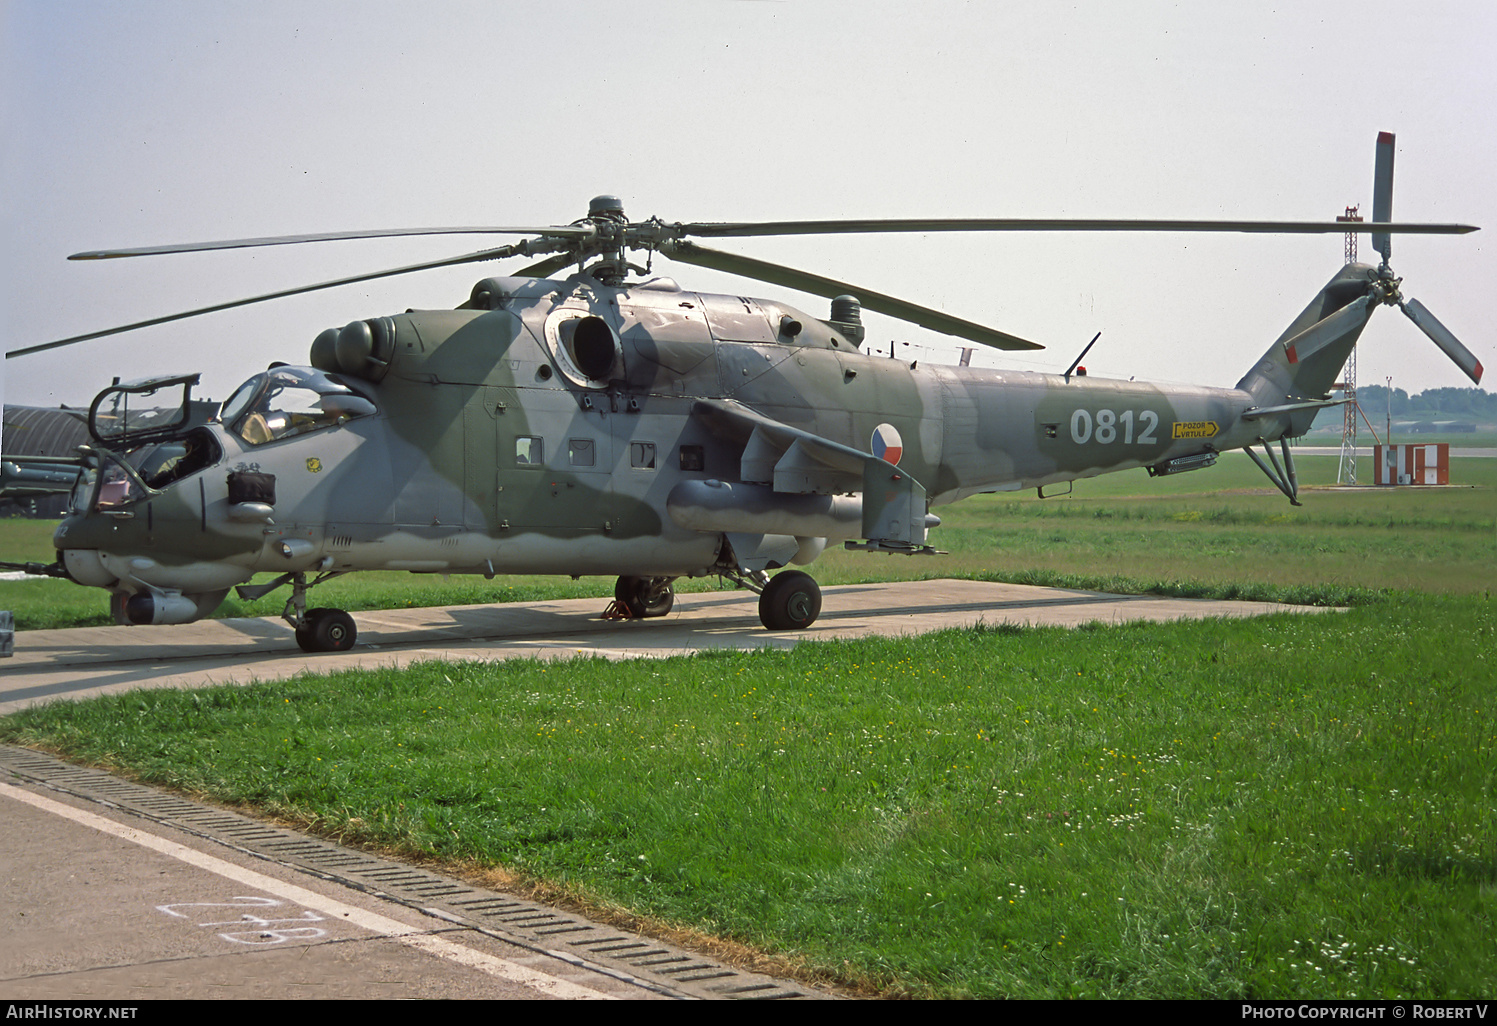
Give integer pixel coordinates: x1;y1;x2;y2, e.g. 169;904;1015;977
630;442;656;469
568;438;595;467
515;436;544;466
679;445;704;471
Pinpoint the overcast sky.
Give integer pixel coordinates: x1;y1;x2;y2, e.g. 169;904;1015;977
4;0;1493;410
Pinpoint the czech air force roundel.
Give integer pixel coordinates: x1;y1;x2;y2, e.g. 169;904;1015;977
871;423;903;465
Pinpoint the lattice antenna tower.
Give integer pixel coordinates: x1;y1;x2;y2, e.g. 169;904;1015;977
1335;205;1362;484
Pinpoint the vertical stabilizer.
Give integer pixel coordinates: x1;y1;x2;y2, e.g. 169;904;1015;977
1235;263;1380;436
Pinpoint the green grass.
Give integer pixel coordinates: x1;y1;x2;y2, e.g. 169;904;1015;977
3;451;1495;998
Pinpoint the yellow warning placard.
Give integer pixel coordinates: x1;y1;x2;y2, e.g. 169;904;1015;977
1172;421;1219;439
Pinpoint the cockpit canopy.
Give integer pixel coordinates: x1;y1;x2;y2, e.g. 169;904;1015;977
218;366;376;447
88;373;215;449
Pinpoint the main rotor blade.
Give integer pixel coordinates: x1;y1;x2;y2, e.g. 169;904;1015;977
1400;298;1484;384
661;240;1043;351
510;252;578;278
8;245;522;359
69;225;594;261
1372;131;1396;263
676;217;1477;239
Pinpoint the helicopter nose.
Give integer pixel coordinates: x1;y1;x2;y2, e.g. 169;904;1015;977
60;548;117;587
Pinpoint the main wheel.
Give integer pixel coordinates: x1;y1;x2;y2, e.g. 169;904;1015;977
758;571;821;631
614;576;675;618
295;608;357;653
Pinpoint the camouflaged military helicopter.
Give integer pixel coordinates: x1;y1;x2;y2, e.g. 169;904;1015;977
4;133;1483;651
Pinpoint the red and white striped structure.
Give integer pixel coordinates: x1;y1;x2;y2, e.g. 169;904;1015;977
1372;443;1449;486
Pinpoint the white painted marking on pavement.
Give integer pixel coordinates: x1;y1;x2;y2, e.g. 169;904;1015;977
1;782;614;999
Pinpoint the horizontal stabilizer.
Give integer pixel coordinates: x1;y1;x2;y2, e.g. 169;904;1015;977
1242;398;1348;420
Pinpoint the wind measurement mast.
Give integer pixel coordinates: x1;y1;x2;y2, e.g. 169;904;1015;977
1336;205;1363;484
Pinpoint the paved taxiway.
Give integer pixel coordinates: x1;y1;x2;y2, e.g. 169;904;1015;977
0;578;1337;715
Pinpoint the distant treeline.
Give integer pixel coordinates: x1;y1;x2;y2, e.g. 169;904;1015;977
1309;385;1495;432
1352;385;1496;420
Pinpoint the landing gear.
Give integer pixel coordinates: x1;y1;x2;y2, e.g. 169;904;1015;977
758;570;821;631
255;570;357;653
613;575;676;618
294;607;357;653
711;544;823;632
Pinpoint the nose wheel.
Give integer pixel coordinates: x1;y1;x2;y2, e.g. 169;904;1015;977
294;607;357;653
263;571;357;653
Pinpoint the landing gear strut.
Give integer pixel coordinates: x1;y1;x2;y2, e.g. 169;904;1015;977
248;570;357;653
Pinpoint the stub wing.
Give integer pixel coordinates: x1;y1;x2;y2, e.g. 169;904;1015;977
690;399;932;550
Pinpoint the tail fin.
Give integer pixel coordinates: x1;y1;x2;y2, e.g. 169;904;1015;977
1235;263;1380;436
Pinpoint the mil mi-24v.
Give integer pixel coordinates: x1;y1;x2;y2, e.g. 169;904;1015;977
4;133;1483;651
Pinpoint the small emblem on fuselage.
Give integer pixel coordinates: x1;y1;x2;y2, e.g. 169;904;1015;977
871;423;904;465
306;457;323;473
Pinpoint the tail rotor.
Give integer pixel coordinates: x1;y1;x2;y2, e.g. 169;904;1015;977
1367;132;1483;384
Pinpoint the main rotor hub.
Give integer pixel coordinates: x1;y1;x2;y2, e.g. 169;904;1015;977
587;195;627;222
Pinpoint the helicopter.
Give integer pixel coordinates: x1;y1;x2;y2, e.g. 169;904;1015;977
2;133;1483;652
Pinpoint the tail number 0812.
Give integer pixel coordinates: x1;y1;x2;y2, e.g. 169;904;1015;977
1070;408;1159;446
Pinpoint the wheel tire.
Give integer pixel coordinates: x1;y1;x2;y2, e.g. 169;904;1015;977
615;576;675;618
758;571;821;631
296;608;356;653
293;608;325;653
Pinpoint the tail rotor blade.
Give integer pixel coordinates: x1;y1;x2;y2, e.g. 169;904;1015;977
1372;131;1396;263
1400;298;1484;384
